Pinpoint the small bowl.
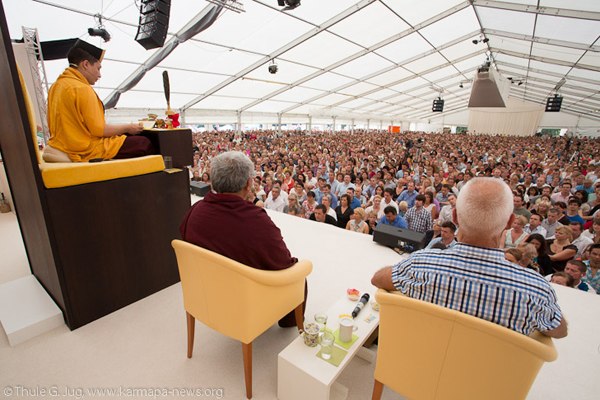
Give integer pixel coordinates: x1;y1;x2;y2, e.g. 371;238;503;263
140;120;155;129
347;288;360;301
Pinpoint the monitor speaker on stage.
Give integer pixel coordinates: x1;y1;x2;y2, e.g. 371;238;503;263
135;0;171;50
432;98;444;112
545;94;563;112
190;181;211;197
373;224;426;253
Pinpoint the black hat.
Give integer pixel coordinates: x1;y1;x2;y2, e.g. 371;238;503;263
68;39;105;63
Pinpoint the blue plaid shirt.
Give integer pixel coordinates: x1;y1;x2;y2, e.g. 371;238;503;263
391;243;563;335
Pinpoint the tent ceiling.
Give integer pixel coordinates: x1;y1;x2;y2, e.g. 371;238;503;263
4;0;600;123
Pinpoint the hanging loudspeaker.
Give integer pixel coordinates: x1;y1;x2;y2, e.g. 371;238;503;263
545;95;563;112
432;98;444;112
135;0;171;50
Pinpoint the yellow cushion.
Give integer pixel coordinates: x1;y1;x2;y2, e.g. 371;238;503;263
40;155;165;188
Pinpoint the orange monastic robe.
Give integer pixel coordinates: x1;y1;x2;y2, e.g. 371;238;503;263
47;67;124;161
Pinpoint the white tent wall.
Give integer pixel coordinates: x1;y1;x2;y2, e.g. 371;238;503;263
467;98;544;136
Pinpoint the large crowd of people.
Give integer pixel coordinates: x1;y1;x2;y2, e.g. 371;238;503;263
188;129;600;295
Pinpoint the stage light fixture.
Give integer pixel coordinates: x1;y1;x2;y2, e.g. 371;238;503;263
472;37;489;45
459;83;463;88
472;39;478;45
268;59;278;74
278;0;301;11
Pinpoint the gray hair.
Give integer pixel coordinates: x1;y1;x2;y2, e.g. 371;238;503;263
456;177;513;238
210;151;255;194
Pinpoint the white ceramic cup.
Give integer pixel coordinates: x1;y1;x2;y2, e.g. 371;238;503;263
339;317;357;342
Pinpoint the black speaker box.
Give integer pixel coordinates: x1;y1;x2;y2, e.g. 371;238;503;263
545;95;563;112
190;181;211;197
373;224;427;252
432;98;444;112
135;0;171;50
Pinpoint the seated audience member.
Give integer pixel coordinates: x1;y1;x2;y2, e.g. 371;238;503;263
570;221;593;258
550;271;574;287
292;181;307;204
366;210;378;235
583;244;600;294
525;233;554;275
423;191;438;220
564;260;596;293
321;184;338;209
513;193;532;219
500;214;529;249
398;201;409;218
371;177;567;338
554;202;571;226
397;181;418;208
551;182;573;204
180;151;303;327
524;213;547;237
309;204;337;226
438;193;456;224
321;195;337;221
335;194;353;229
547;225;578;272
405;194;433;233
346;207;369;234
504;248;523;264
516;242;540;273
378;206;408;229
381;188;399;214
302;190;318;219
565;198;585;225
283;193;303;217
354;186;367;207
365;195;383;219
264;184;286;212
542;208;563;239
425;221;457;249
346;188;361;210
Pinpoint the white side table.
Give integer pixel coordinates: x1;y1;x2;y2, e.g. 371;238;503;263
278;296;379;400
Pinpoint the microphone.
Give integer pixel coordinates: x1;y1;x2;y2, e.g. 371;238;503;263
351;293;370;318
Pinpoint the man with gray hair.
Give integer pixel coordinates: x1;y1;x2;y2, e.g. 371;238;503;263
372;177;567;338
180;151;303;327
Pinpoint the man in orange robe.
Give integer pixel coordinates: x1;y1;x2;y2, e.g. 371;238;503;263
47;39;153;161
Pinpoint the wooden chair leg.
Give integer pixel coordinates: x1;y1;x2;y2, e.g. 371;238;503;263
242;342;252;399
372;379;384;400
294;303;304;333
186;312;195;358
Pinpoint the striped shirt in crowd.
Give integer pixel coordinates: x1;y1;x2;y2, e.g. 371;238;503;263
391;243;563;335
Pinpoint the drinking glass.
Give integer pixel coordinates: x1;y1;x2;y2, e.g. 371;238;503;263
314;313;328;335
320;331;335;360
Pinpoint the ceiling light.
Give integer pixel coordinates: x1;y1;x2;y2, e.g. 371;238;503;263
482;38;489;43
459;83;463;88
88;13;110;42
472;39;479;45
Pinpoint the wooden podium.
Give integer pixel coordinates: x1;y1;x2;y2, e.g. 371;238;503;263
142;128;193;168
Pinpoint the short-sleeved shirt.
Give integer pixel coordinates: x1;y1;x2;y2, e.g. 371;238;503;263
583;261;600;294
391;243;563;335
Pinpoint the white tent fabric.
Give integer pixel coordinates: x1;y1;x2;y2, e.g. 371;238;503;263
3;0;600;129
468;98;544;136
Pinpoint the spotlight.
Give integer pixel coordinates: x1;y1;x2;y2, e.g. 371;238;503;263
278;0;301;11
545;94;563;112
88;27;111;42
268;59;278;74
459;83;463;88
472;37;489;45
432;97;444;112
518;81;523;86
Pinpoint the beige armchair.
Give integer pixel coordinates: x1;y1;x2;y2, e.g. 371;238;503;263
372;289;558;400
171;239;312;399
